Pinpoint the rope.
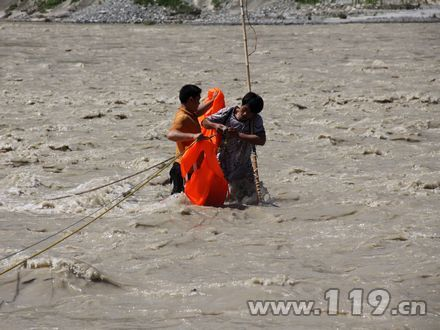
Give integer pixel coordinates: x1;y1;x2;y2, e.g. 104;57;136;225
250;120;263;204
0;156;176;263
47;155;176;201
0;136;212;277
1;211;101;263
0;157;173;277
244;0;258;57
239;0;263;204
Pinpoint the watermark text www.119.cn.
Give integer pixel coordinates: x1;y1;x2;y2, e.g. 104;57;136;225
247;289;427;317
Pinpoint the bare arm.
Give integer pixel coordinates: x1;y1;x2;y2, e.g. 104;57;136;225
236;131;266;146
194;91;219;117
167;130;201;142
201;118;227;132
202;118;266;146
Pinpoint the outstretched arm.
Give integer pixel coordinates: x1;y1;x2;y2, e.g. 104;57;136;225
202;118;266;146
167;130;201;142
201;118;227;133
195;91;219;117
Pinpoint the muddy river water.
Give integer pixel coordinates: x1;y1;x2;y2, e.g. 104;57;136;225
0;22;439;328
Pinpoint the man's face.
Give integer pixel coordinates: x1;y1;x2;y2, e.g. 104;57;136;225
187;94;201;113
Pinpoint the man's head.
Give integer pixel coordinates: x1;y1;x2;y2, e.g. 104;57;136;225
179;84;201;113
242;92;264;114
236;92;264;121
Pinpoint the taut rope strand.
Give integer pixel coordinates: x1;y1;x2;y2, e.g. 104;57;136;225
239;0;263;204
47;155;176;201
0;136;213;277
0;157;174;277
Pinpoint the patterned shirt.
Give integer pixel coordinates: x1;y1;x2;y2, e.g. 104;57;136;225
207;107;265;181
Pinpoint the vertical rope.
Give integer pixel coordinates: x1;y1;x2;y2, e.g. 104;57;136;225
239;0;263;204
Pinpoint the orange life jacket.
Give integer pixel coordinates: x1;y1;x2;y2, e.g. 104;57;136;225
180;88;228;206
180;139;228;207
199;87;225;148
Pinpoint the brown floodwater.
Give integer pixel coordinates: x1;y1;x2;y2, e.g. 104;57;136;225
0;22;439;328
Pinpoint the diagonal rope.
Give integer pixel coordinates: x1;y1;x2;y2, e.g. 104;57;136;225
0;135;215;277
0;156;175;277
47;155;176;201
0;157;177;263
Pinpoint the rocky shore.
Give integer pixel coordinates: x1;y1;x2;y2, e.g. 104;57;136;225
0;0;439;24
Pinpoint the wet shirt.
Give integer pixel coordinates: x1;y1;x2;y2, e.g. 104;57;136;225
207;106;265;181
170;106;201;163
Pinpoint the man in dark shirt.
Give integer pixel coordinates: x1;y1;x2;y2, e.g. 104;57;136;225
202;92;266;203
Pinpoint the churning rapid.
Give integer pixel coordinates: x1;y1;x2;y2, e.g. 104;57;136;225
0;22;439;328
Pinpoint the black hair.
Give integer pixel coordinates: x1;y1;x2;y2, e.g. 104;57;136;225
179;84;202;104
242;92;264;113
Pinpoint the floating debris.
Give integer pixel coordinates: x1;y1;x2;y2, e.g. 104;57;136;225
82;113;105;120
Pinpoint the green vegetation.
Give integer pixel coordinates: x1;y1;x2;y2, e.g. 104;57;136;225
134;0;155;5
364;0;379;6
7;2;18;11
134;0;201;15
295;0;320;5
37;0;66;12
212;0;224;9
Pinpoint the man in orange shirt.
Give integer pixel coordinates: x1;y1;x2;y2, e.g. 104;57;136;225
167;84;216;194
